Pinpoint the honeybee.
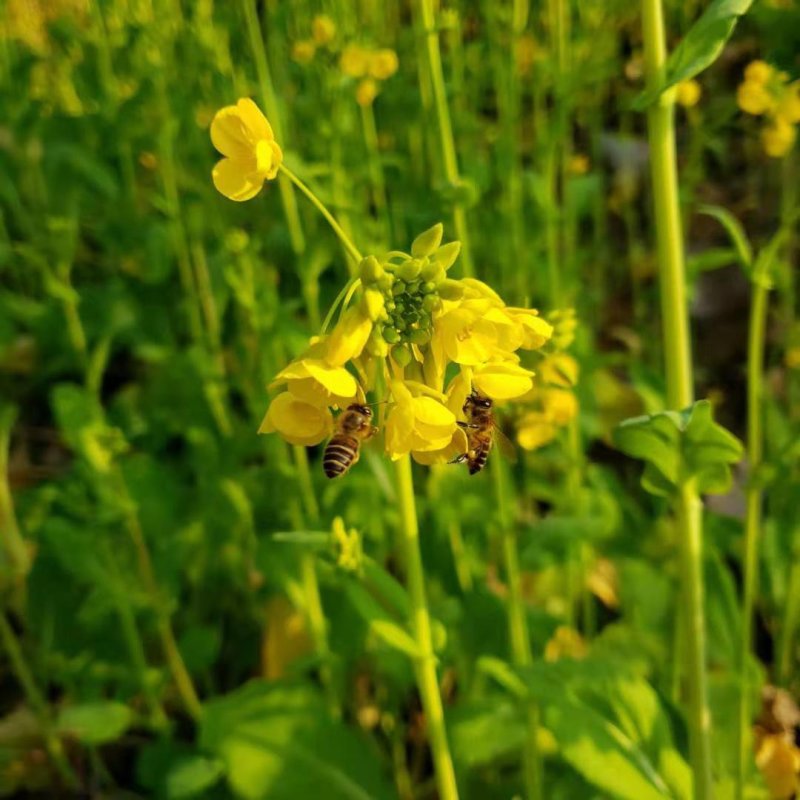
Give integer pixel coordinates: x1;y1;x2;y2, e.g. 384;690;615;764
451;391;516;475
323;404;378;478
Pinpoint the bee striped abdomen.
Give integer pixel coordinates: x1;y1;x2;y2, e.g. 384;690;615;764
468;438;492;475
323;435;360;478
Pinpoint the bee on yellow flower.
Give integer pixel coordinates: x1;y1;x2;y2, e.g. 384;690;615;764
737;60;800;158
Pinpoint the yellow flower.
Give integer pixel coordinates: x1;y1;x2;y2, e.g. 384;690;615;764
567;154;590;175
258;392;333;446
356;78;379;107
326;306;373;366
785;346;800;370
472;361;535;400
517;412;558;451
778;82;800;124
744;60;774;85
737;79;775;116
340;43;370;78
385;382;456;459
675;79;701;108
433;299;502;365
368;49;399;80
292;40;316;64
544;626;587;662
755;732;800;800
504;308;553;350
210;98;283;202
311;14;336;46
762;115;796;158
538;353;579;387
541;388;578;425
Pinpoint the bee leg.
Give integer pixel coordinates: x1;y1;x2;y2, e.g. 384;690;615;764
368;426;379;438
448;453;469;465
457;421;481;429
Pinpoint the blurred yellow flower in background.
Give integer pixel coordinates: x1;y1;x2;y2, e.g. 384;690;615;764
368;49;399;81
340;44;370;78
312;14;336;46
210;98;283;201
356;78;379;107
676;79;702;108
737;60;800;158
292;40;316;64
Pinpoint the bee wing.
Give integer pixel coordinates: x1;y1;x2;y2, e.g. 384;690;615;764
493;423;518;464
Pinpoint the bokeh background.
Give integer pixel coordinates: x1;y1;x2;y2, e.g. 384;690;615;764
1;1;800;798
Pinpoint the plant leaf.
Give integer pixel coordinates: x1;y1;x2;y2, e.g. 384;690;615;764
57;702;132;745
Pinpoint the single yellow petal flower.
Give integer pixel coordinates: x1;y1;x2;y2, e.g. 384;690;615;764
326;306;373;366
385;382;456;459
258;392;333;446
210;98;283;202
312;15;336;46
472;362;535;400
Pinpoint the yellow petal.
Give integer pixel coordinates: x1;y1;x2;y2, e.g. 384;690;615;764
326;306;373;366
541;388;579;424
210;105;253;158
303;360;358;398
518;413;558;450
236;97;275;142
539;354;579;387
258;392;332;446
473;362;534;400
412;396;456;427
212;158;264;202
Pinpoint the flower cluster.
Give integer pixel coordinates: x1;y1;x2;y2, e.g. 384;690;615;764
339;43;399;107
737;60;800;158
260;222;554;465
291;14;337;64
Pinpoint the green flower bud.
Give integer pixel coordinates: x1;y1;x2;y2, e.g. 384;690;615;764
382;325;400;344
422;294;442;312
406;310;420;323
359;255;384;285
392;280;407;297
391;345;413;367
438;278;465;301
411;223;444;258
421;281;436;294
397;258;423;282
225;229;250;253
377;273;394;292
385;299;396;312
393;316;407;332
431;240;462;271
409;327;431;345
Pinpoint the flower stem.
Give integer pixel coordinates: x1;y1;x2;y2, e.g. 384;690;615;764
0;405;30;583
394;455;459;800
641;1;712;797
736;266;769;800
492;457;543;800
279;164;363;265
0;613;79;789
412;0;474;277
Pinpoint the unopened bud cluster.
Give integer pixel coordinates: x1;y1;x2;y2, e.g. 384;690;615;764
358;224;461;366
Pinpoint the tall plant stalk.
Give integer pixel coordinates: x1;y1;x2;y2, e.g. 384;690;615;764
736;259;769;800
492;457;543;800
640;2;713;798
413;0;474;277
394;455;459;800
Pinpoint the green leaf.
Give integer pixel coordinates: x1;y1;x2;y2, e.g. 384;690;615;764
343;581;420;658
697;205;753;269
57;702;132;745
634;0;753;109
165;755;225;799
614;400;743;497
200;682;395;800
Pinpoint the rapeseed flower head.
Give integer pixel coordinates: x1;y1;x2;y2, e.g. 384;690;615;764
312;15;336;46
341;43;398;105
737;61;800;158
210;98;283;201
675;79;702;108
259;222;558;470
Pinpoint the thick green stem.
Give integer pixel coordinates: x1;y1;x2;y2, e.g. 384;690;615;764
736;276;769;800
413;0;474;277
394;456;459;800
641;1;712;798
0;406;30;580
492;458;543;800
0;614;79;789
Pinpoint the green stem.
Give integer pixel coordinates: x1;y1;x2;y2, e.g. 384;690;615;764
736;274;769;800
394;456;459;800
0;614;79;789
778;554;800;684
360;102;390;238
492;458;543;800
413;0;474;277
0;406;30;581
641;1;712;798
241;0;306;258
279;165;363;264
